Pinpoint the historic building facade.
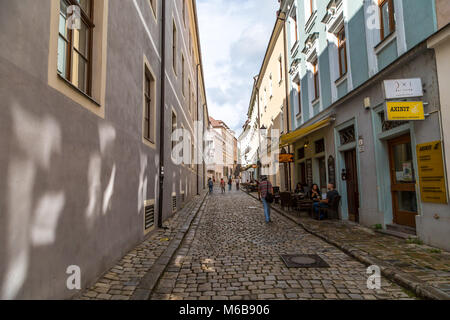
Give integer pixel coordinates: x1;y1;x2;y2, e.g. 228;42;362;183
0;0;209;299
279;0;450;249
206;117;237;181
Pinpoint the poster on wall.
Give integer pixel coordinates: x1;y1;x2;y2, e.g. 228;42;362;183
306;159;313;187
416;141;448;204
328;156;336;187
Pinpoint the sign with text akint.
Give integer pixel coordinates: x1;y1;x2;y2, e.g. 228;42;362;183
416;141;448;204
383;78;423;99
385;101;425;121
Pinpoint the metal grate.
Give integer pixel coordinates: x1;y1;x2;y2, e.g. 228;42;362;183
280;254;330;268
144;204;155;230
172;195;177;212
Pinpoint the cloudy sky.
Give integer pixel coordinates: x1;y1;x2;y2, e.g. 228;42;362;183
197;0;280;137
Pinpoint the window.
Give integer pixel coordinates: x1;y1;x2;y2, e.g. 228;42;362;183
144;67;155;143
280;106;284;134
269;74;273;98
188;80;191;114
182;54;185;96
313;60;320;100
172;111;177;150
149;0;156;16
297;147;305;160
297;83;302;116
315;139;325;154
279;56;283;83
182;0;186;26
191;92;195;118
173;21;177;74
337;27;347;77
379;0;395;41
293;11;298;43
58;0;94;95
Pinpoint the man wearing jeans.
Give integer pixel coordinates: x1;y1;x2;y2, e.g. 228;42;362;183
258;176;273;223
313;183;339;220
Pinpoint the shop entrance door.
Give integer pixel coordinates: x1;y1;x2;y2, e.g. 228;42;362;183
388;134;418;228
344;149;359;223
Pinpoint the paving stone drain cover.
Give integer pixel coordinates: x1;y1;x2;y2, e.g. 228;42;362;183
280;254;330;268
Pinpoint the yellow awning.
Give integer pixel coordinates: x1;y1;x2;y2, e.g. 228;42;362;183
280;117;333;147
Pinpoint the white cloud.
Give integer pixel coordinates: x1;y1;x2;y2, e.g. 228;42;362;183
197;0;279;136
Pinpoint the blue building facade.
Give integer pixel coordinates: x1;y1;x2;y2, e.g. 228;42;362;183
279;0;449;250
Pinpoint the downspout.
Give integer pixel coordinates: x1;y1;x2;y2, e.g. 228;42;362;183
157;0;166;229
279;12;292;192
255;77;261;180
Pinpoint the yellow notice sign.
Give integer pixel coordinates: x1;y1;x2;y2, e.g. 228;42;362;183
386;101;425;121
416;141;448;204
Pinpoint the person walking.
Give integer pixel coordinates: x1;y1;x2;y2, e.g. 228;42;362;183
258;175;273;223
220;178;226;194
236;177;240;191
228;177;232;191
208;178;214;194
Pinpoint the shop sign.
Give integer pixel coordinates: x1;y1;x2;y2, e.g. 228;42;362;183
385;101;425;121
383;78;423;99
416;141;448;204
279;153;294;163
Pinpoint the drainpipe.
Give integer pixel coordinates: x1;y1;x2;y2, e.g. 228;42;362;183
278;12;292;192
255;76;261;180
157;0;166;229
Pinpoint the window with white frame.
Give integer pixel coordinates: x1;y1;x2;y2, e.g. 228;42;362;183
269;74;273;98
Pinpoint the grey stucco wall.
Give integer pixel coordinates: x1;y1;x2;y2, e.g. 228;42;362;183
0;0;205;299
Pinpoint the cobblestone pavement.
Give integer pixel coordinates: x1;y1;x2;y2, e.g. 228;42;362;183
151;189;415;300
79;192;206;300
261;195;450;298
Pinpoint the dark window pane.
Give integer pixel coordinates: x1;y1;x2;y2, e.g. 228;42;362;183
397;192;417;213
382;2;390;38
76;0;91;17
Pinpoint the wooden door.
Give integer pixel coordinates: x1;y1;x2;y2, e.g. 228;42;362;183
388;134;417;228
344;149;359;223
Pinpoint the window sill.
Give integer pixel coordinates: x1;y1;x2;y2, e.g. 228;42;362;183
374;31;397;55
296;112;302;119
305;10;317;33
335;73;347;86
57;73;101;107
312;97;320;106
290;40;299;54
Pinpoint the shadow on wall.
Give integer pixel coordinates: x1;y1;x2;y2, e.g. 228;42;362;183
0;62;156;299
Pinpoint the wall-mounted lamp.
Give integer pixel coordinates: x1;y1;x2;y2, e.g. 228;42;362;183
304;140;310;148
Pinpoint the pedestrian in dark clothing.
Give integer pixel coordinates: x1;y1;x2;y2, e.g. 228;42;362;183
258;176;273;223
208;178;214;194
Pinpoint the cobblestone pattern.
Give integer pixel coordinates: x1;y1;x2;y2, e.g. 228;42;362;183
78;192;206;300
151;189;415;300
260;194;450;298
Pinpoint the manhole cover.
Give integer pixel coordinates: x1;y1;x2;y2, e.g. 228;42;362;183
280;254;330;268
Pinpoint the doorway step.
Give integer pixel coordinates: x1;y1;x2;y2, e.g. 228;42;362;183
377;224;417;239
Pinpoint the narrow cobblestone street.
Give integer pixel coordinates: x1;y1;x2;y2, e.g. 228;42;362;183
150;188;415;300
